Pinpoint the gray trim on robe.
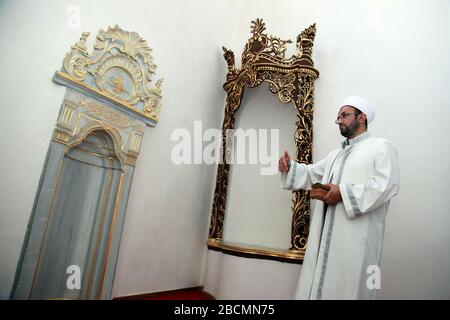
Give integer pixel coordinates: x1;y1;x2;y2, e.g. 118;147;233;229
314;132;371;299
347;184;363;217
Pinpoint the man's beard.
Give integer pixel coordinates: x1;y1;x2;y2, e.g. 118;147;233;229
340;118;359;138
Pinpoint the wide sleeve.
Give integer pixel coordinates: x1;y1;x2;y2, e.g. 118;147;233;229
339;141;400;219
281;157;328;191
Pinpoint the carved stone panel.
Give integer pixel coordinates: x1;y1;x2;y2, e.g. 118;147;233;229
11;26;163;300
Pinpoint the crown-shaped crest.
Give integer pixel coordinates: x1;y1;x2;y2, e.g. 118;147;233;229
58;25;163;124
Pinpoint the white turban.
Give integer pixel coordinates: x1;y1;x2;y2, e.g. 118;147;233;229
340;96;375;124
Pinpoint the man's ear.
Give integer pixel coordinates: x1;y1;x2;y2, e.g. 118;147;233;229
359;113;367;124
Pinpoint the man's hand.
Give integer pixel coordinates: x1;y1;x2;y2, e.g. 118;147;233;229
278;151;291;173
322;184;343;205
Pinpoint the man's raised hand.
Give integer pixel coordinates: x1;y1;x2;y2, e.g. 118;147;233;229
278;150;291;173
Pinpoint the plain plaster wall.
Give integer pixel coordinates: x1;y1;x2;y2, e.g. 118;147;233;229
223;85;297;250
0;0;237;299
204;0;450;300
1;0;449;300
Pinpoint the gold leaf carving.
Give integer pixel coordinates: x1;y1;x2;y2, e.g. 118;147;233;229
208;19;319;254
61;25;163;121
84;101;131;127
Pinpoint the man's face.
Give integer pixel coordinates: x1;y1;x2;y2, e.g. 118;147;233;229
336;106;360;138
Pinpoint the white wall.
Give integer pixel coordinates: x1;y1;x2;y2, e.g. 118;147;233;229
204;0;450;299
203;250;300;300
0;0;237;299
1;0;449;300
223;86;297;250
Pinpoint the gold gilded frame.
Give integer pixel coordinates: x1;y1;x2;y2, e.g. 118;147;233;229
207;19;319;262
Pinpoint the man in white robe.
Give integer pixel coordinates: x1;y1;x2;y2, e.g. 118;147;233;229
279;96;400;299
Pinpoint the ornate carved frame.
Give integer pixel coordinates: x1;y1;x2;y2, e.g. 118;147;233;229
207;19;319;263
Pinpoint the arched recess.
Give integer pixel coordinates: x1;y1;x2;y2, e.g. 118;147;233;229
10;26;163;299
207;19;319;263
30;130;123;299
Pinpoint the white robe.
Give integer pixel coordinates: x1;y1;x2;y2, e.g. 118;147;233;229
282;131;400;299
